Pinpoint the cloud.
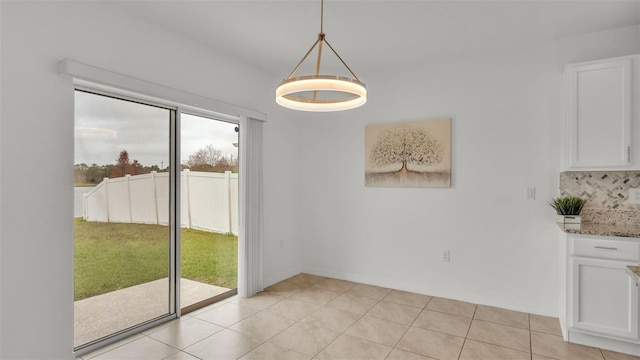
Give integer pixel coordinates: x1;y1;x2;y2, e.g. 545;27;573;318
75;127;118;139
74;91;238;167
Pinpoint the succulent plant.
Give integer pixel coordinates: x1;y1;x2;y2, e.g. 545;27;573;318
549;196;587;215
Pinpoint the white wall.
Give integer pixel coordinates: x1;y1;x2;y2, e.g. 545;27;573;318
0;2;301;358
297;25;640;317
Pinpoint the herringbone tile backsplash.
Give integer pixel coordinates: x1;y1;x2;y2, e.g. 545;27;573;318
560;171;640;209
559;171;640;225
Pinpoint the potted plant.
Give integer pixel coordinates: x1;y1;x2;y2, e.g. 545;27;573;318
549;196;587;225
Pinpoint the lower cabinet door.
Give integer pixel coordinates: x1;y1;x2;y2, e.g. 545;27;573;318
570;256;639;340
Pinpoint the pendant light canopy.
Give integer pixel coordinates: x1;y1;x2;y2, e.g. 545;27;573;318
275;0;367;112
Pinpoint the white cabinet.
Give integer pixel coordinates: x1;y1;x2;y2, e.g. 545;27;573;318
565;234;640;348
564;54;639;169
570;256;638;340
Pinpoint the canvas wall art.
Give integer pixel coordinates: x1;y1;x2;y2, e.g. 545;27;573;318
365;118;451;188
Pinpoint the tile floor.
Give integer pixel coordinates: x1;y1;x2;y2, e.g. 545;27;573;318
79;274;640;360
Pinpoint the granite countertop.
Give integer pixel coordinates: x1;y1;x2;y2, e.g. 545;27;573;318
626;266;640;283
558;223;640;238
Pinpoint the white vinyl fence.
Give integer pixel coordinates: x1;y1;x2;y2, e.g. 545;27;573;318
83;170;238;235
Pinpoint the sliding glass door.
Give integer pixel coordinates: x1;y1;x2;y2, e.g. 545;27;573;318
73;90;176;349
73;89;243;352
180;114;239;312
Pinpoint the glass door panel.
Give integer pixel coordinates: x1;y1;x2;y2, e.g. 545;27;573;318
73;90;174;348
180;113;239;311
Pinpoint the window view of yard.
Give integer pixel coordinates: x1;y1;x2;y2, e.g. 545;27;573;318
74;218;237;301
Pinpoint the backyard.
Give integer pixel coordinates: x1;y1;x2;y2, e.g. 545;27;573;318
74;218;237;301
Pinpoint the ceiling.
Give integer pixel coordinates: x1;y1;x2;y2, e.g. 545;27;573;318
114;1;640;78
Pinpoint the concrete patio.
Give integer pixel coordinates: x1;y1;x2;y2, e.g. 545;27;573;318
74;278;231;347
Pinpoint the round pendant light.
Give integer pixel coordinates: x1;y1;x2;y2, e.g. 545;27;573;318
275;0;367;112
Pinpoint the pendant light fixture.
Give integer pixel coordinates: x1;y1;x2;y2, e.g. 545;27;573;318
275;0;367;112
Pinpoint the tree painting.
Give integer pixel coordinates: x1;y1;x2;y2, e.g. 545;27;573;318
365;118;451;188
370;127;444;174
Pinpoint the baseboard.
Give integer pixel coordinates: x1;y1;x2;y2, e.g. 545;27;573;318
569;330;640;356
297;267;398;295
559;315;568;341
301;266;557;317
263;266;303;288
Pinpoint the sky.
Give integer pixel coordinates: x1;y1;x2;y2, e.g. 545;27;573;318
74;91;238;168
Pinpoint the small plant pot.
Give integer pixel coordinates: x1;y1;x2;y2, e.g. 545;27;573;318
562;223;581;230
557;215;581;224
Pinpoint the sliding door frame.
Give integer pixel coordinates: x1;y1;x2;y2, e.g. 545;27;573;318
72;88;180;355
62;59;266;357
178;110;240;315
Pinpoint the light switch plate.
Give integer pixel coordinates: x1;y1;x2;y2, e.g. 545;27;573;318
526;187;535;200
630;188;640;204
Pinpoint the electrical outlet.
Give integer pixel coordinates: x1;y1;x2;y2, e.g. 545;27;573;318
442;250;450;262
280;240;284;248
630;188;640;205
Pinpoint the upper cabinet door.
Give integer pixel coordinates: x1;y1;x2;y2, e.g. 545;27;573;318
566;56;635;169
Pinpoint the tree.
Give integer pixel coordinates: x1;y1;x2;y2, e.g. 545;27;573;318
110;149;136;178
186;145;223;170
74;164;88;183
370;127;443;173
186;145;238;173
85;164;110;183
131;159;147;174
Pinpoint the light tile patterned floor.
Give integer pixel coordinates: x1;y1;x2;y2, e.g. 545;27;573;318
80;274;640;360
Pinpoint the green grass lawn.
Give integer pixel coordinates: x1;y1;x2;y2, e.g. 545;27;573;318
74;218;237;301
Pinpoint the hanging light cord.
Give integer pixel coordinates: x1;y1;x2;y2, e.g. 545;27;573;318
284;0;361;83
320;0;324;34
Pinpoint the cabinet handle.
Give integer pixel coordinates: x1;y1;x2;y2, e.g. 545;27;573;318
628;146;631;162
594;246;618;250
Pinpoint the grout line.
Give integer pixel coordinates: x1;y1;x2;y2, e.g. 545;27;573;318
457;304;479;360
253;284;369;358
391;314;414;348
310;293;381;358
